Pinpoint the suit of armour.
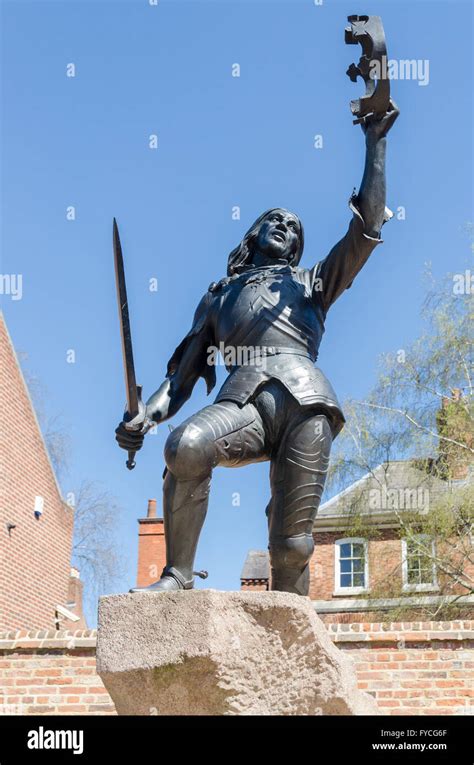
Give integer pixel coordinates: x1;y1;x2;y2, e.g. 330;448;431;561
156;197;384;595
115;93;400;596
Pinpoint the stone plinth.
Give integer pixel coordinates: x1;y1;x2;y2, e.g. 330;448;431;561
96;590;378;716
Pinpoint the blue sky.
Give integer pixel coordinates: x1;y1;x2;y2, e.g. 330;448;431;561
1;0;472;626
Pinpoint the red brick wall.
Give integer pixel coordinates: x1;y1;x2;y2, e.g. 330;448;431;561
0;315;75;630
309;529;471;603
240;579;269;591
136;518;166;587
330;620;474;715
369;531;404;595
0;631;114;715
310;530;404;601
1;624;472;716
310;531;336;600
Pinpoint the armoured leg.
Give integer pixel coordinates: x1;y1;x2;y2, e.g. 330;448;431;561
267;412;333;596
130;401;266;592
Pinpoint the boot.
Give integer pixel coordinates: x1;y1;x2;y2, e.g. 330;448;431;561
129;566;207;593
270;563;310;596
129;470;210;593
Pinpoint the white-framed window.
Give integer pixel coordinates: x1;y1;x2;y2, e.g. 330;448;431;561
334;538;368;595
402;535;438;592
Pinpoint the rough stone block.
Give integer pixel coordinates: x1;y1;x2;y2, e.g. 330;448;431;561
96;590;379;716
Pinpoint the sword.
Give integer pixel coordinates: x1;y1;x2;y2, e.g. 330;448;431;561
113;217;142;470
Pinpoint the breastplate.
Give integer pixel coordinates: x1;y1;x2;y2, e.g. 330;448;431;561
213;267;325;361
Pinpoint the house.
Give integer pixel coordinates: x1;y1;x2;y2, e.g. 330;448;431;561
307;459;473;621
0;312;86;630
240;391;474;622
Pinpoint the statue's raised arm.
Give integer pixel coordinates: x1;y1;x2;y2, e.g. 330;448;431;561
312;15;399;314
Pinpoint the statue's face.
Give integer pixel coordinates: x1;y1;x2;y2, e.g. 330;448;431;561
255;210;300;261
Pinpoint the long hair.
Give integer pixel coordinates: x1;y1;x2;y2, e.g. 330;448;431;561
227;208;304;276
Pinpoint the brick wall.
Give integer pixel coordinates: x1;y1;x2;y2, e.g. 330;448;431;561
308;529;474;604
136;511;166;588
240;579;269;591
310;530;406;601
0;315;75;631
330;620;474;715
0;631;114;715
310;531;336;600
1;622;472;716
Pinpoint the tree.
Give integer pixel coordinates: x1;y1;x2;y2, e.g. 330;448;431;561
21;358;125;619
20;357;71;480
70;481;126;619
326;266;473;620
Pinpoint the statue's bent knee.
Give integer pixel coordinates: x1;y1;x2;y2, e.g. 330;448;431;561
269;533;314;571
164;423;216;479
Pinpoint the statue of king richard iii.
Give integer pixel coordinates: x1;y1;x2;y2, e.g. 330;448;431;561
115;88;399;596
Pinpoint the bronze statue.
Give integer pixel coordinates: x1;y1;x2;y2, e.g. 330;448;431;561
115;15;399;596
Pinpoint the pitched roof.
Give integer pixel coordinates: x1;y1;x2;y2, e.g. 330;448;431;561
315;460;460;528
241;549;270;580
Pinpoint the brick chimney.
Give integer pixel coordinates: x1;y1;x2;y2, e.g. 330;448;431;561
436;388;473;480
136;499;167;587
240;550;270;591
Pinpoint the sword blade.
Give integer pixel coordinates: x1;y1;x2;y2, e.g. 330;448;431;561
113;218;139;419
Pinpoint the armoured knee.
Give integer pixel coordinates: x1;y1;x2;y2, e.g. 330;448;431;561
164;422;216;479
269;534;314;572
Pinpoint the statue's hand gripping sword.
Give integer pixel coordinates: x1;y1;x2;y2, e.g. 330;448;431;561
113;218;144;470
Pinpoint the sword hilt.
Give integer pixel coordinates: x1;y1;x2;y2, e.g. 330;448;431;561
122;385;144;471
